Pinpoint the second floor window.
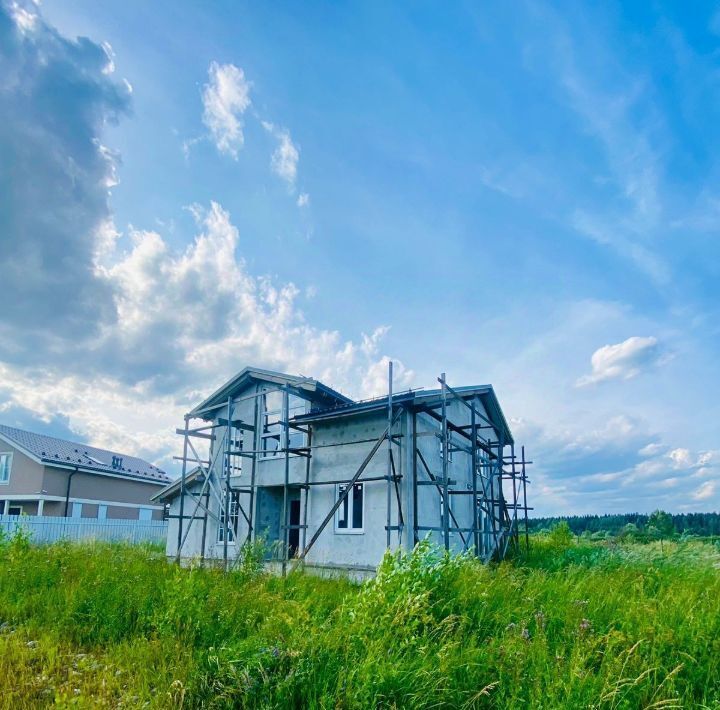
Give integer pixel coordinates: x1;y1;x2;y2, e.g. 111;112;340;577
260;390;306;457
0;453;11;484
335;483;364;533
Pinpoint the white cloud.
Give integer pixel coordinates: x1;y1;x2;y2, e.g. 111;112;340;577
638;442;664;457
668;447;693;469
0;202;412;465
360;356;415;399
262;121;300;187
297;192;310;207
576;335;659;386
692;480;716;501
8;0;38;32
0;363;179;467
202;62;251;159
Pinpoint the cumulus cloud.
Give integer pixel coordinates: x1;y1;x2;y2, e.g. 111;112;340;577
262;121;300;187
0;0;131;346
202;62;251;158
103;203;410;395
1;199;412;463
668;447;693;469
576;336;660;386
0;5;410;468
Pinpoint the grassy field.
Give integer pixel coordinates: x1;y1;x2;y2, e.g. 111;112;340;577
0;530;719;709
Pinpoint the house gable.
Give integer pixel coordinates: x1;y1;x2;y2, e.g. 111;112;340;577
188;367;352;420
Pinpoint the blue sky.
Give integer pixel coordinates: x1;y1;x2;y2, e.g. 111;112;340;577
1;0;719;515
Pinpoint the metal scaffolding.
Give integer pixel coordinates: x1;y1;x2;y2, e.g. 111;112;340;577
170;365;532;570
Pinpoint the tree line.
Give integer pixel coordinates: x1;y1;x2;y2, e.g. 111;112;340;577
528;511;720;539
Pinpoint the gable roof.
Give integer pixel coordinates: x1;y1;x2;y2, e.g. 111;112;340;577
188;366;353;419
0;424;170;484
294;385;514;444
151;466;203;502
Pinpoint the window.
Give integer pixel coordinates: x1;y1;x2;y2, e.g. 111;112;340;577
7;504;22;516
0;453;12;484
138;508;152;521
335;483;364;533
217;490;240;543
260;390;307;458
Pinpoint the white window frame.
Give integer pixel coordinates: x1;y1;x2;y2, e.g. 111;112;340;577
216;490;240;544
334;482;364;534
0;452;12;485
259;389;307;459
7;504;23;516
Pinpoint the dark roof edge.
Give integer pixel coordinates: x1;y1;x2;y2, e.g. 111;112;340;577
188;367;353;418
43;460;170;485
151;467;203;501
294;385;514;444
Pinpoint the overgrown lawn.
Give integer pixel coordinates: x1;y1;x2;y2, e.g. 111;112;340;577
0;532;718;708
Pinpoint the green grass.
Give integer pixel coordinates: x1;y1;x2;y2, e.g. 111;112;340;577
0;532;719;708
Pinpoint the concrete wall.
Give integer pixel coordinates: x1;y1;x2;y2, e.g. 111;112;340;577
166;382;507;569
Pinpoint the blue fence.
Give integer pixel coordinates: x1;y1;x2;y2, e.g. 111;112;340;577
0;515;168;546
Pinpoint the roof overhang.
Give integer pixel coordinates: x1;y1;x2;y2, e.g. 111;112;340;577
188;367;352;419
151;467;204;501
294;385;514;445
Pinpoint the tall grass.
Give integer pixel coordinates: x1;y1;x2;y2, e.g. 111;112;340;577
0;530;718;708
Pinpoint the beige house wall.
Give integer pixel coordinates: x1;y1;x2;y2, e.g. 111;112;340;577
0;440;166;519
0;441;45;495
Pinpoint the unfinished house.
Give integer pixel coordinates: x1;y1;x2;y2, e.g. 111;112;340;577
158;366;530;576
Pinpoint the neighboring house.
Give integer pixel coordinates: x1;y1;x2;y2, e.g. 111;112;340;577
0;424;170;519
158;367;528;575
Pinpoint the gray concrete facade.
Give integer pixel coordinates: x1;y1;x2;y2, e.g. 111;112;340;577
162;368;525;572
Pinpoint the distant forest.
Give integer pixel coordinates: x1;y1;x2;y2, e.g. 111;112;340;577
528;512;720;537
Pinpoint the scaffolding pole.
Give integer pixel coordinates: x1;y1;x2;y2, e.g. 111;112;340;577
386;361;393;548
281;386;290;575
172;370;531;570
440;372;450;551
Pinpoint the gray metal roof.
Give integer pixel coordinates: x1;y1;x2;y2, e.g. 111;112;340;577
294;385;514;444
0;424;170;484
188;366;353;418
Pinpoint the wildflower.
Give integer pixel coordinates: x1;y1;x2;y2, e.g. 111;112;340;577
579;618;592;634
505;622;516;631
521;627;530;640
534;611;546;630
26;640;38;649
